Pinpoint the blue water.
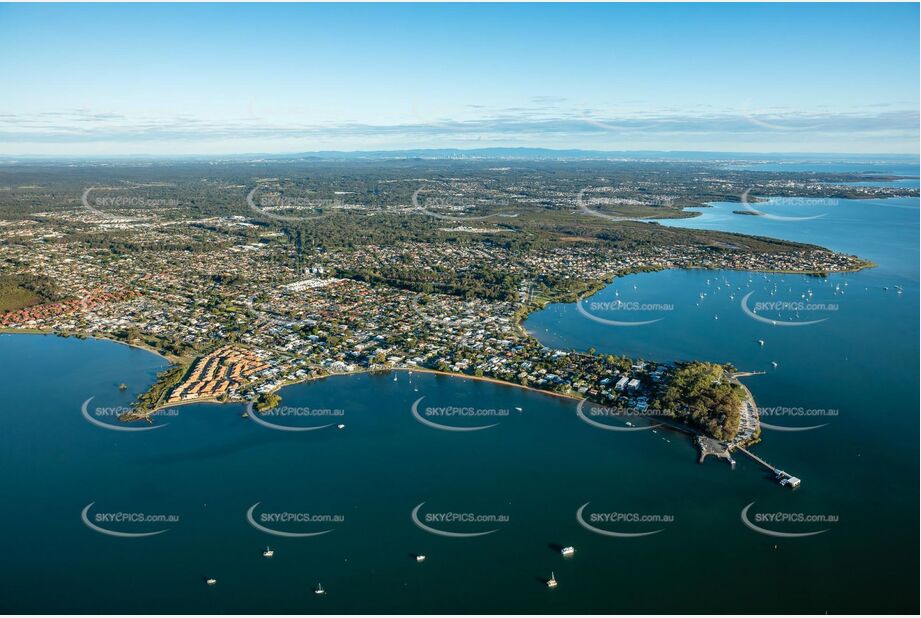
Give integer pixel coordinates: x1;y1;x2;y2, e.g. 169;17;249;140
661;196;919;280
525;190;919;613
5;335;891;613
726;161;919;178
723;161;919;189
0;174;918;613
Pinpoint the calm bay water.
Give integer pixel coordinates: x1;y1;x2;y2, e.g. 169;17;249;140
0;191;918;613
525;192;919;613
725;161;919;180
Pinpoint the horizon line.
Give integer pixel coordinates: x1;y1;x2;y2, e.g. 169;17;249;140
0;147;918;162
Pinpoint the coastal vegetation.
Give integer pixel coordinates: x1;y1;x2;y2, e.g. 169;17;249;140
0;274;60;312
1;158;905;440
125;364;187;419
254;392;281;412
657;361;745;440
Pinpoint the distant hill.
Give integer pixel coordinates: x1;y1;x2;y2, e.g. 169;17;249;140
1;148;916;165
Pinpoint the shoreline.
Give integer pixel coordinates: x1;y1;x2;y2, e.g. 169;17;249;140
133;365;587;418
4;252;872;428
0;327;176;363
2;329;583;411
0;328;756;446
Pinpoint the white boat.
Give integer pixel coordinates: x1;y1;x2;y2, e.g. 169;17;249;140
625;421;633;427
416;554;427;563
337;424;346;429
514;407;523;412
547;572;558;588
758;340;765;346
771;361;778;368
561;546;575;558
206;578;217;586
263;546;274;558
315;583;326;595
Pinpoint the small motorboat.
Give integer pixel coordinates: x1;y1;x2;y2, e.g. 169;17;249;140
337;424;346;429
206;578;217;586
561;546;575;558
416;554;427;563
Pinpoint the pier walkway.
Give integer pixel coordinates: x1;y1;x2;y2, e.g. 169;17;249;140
735;446;801;488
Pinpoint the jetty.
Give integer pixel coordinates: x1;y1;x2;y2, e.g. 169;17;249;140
731;371;767;379
735;446;801;488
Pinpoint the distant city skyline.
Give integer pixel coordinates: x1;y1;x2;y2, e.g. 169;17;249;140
1;3;918;155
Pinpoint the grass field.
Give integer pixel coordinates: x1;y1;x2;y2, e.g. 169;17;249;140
0;277;42;313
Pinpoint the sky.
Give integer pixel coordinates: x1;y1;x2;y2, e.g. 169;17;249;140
0;3;918;156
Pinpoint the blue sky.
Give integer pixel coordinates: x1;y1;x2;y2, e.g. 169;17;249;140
0;3;918;155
